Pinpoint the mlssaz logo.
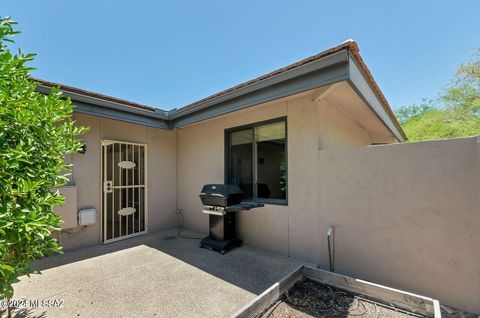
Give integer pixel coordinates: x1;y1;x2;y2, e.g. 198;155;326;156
0;299;64;309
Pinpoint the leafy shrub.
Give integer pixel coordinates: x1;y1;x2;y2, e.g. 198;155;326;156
396;50;480;141
0;17;86;315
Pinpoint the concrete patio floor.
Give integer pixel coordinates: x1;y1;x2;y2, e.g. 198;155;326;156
11;229;304;318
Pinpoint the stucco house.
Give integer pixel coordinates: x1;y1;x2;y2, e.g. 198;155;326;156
28;40;480;314
38;40;405;252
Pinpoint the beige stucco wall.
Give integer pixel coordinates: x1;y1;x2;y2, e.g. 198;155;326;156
176;93;372;255
317;97;371;148
51;88;479;312
56;113;177;250
176;94;480;312
305;137;478;313
53;185;77;229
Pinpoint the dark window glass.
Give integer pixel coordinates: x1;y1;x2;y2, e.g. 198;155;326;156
227;120;287;204
228;129;253;199
255;122;286;200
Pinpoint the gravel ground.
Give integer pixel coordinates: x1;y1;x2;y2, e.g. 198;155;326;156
260;279;477;318
441;308;478;318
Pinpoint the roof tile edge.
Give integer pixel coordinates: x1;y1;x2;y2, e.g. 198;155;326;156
33;78;159;113
32;40;406;140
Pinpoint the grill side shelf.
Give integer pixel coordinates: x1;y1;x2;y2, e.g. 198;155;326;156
227;202;265;212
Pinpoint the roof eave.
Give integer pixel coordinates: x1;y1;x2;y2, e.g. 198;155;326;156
169;47;406;142
32;40;406;141
170;49;350;127
346;55;406;142
35;81;171;129
345;46;407;141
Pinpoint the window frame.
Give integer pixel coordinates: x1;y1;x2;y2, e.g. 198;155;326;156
224;117;288;206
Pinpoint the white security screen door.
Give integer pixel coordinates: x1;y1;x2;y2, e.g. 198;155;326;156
102;140;147;243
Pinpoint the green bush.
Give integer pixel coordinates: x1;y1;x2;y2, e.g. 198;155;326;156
396;49;480;141
0;17;86;314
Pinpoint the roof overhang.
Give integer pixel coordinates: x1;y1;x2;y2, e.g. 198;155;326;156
34;41;406;141
36;83;171;129
169;50;348;127
346;56;404;142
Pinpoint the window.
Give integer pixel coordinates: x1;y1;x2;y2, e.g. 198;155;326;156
226;119;287;204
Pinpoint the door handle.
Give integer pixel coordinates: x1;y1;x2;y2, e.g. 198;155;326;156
104;181;113;193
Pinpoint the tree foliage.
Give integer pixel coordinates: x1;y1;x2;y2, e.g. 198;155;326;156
396;50;480;141
0;17;86;311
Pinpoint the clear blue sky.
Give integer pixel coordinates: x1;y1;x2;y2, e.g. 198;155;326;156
4;1;480;110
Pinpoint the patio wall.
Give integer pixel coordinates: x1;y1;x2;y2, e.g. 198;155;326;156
300;137;480;313
57;113;177;250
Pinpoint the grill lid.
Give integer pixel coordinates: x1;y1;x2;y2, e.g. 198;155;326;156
199;184;243;207
200;184;242;198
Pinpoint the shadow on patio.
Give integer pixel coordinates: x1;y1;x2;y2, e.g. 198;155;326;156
33;228;303;295
12;228;304;318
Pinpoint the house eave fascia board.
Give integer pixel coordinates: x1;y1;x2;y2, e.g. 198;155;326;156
72;100;172;129
346;55;405;142
34;43;406;141
36;84;172;129
169;50;349;120
171;51;350;128
35;50;350;130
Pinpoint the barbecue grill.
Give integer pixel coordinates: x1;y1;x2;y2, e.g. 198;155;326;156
199;184;264;254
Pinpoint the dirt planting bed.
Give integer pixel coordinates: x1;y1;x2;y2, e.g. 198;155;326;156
260;279;430;318
236;265;476;318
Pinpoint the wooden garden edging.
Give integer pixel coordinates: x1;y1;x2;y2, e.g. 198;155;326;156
232;265;441;318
